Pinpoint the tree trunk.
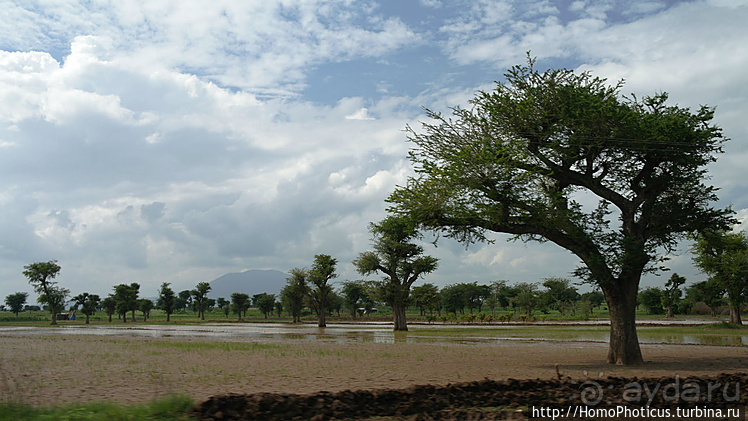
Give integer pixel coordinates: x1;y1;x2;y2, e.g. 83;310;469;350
665;304;674;318
108;313;112;322
166;312;171;322
49;300;57;325
729;306;742;325
603;280;644;365
85;314;90;324
318;306;326;328
393;302;408;331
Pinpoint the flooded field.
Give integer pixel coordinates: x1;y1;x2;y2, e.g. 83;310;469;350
1;322;746;346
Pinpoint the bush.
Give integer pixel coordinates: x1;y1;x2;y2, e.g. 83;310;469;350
690;302;711;315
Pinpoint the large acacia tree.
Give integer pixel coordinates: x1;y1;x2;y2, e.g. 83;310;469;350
354;216;438;331
388;60;732;365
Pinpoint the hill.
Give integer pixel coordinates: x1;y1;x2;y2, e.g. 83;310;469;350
208;269;288;299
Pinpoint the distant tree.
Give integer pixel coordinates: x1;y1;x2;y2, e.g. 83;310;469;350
191;282;212;320
441;284;468;315
307;254;337;328
159;282;176;322
5;292;28;317
73;293;101;324
253;293;276;319
340;281;367;319
282;268;309;323
328;290;344;316
231;292;250;321
541;278;580;315
113;283;140;323
485;281;511;316
353;216;438;331
580;290;606;309
176;290;192;312
411;283;440;316
274;301;283;318
692;229;748;324
23;260;65;325
102;296;117;322
685;280;723;316
639;287;664;315
464;282;490;314
511;282;539;316
139;299;154;321
662;273;686;318
216;297;230;318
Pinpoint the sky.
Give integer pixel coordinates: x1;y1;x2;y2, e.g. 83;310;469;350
1;0;747;303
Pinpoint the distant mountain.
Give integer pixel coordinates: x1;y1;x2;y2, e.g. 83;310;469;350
208;269;288;299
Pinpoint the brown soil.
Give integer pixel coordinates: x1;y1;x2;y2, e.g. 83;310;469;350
0;332;745;410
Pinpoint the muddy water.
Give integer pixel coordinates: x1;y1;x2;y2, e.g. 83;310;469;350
1;323;746;346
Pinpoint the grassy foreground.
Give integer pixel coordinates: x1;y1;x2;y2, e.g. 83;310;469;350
0;395;194;421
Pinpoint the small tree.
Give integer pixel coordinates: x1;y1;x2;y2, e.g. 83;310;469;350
353;216;438;331
73;293;101;324
216;297;230;318
231;292;250;321
662;273;686;318
639;287;664;314
102;296;117;322
23;260;64;325
692;229;748;324
511;283;539;316
411;283;440;316
541;277;579;315
307;254;337;328
140;299;154;321
5;292;28;317
340;281;367;319
253;293;276;319
113;283;140;323
159;282;176;322
685;280;723;317
282;269;308;323
191;282;212;320
274;301;283;318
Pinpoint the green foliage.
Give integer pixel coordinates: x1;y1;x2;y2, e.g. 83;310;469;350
411;283;441;316
639;287;664;314
692;229;748;323
387;57;733;364
191;282;212;320
113;283;140;323
540;277;579;315
253;292;276;319
282;269;308;323
307;254;338;326
230;292;250;320
0;394;193;421
685;279;723;316
158;282;176;321
23;260;66;324
101;296;117;322
5;292;28;317
73;293;101;324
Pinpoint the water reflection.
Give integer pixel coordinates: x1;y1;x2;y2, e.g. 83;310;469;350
0;323;745;346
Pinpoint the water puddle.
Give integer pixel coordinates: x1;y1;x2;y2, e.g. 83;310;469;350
0;323;746;346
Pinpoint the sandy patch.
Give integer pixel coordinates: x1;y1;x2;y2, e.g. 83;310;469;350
0;333;745;407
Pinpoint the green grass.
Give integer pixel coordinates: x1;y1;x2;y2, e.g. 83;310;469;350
0;395;194;421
